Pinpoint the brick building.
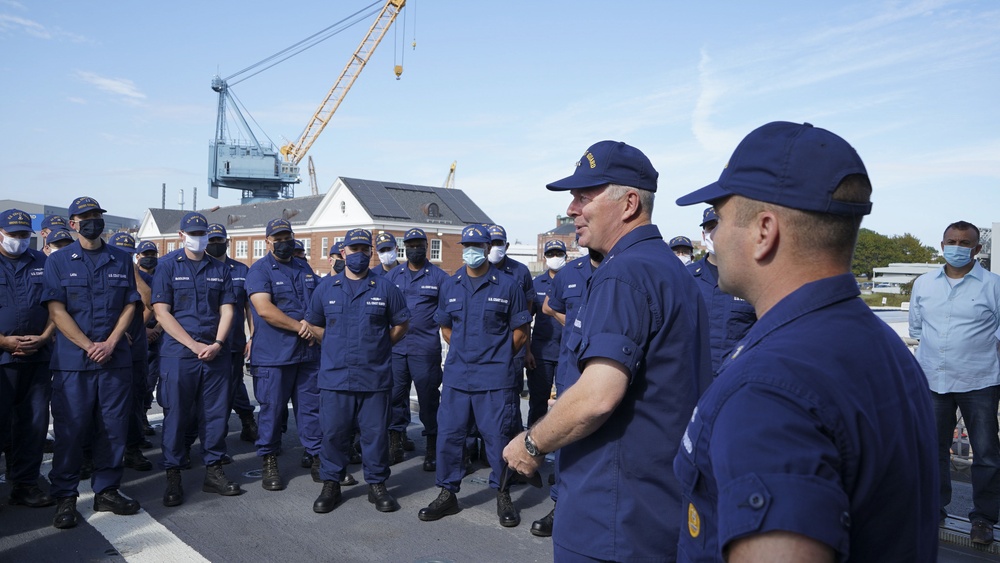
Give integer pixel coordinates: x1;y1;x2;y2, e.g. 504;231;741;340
136;177;493;275
536;215;580;262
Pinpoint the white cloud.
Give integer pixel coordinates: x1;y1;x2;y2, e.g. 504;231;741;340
75;71;146;103
0;14;48;38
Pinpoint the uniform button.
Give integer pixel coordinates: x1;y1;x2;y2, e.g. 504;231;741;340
623;346;632;354
748;493;765;509
840;512;851;528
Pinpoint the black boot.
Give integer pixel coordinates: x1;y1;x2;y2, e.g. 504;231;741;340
238;409;258;442
52;497;78;529
163;469;184;507
142;412;155;436
418;487;460;521
93;489;140;515
388;431;404;465
497;490;520;527
9;483;55;508
368;483;400;512
313;481;341;513
402;433;415;452
311;456;321;483
261;453;284;491
530;505;555;537
423;435;437;472
124;447;152;471
300;452;314;469
203;463;242;496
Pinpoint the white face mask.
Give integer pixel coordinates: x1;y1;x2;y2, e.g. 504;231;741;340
676;253;692;266
378;250;397;266
184;233;208;253
546;256;567;272
1;235;29;256
703;230;716;255
488;245;506;264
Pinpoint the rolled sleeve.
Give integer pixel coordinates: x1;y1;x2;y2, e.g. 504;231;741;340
710;382;851;557
40;257;66;305
245;269;270;296
151;263;173;306
577;277;651;380
387;285;411;326
304;287;325;326
578;332;644;378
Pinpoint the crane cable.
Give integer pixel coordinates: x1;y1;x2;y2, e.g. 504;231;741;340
225;0;383;86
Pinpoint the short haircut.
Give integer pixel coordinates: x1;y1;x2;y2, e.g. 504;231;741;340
605;183;655;216
943;221;980;244
731;173;872;265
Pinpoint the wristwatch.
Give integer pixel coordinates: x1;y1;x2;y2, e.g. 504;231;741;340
524;431;545;457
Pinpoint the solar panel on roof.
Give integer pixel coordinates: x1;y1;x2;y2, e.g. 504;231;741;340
434;188;491;224
347;179;410;220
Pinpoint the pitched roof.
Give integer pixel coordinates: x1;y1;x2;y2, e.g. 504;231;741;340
147;194;326;233
340;177;492;226
542;222;576;236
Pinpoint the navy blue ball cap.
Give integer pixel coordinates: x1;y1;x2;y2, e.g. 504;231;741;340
109;231;137;252
375;232;396;251
266;218;293;237
0;209;34;233
180;212;208;233
68;197;107;218
668;236;693;250
207;223;228;239
46;228;75;245
700;207;719;227
41;215;67;231
330;240;344;256
403;228;427;242
344;228;372;247
488;225;507;242
294;239;305;250
543;239;567;253
137;240;158;254
547;140;658;193
461;225;490;244
676;122;872;216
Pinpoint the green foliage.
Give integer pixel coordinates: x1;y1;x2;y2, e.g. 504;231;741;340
852;229;939;278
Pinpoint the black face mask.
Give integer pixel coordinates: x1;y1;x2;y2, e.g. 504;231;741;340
139;256;158;271
206;242;228;258
77;218;105;241
272;240;295;260
332;260;345;274
406;247;427;266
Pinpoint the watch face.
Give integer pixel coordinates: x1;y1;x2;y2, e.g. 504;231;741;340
525;435;539;456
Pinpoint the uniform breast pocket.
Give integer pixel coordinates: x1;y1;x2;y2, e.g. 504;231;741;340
272;285;296;309
323;302;344;331
61;278;90;312
172;280;196;311
0;278;8;307
28;277;45;307
445;300;463;325
483;301;508;335
207;281;223;311
364;304;388;335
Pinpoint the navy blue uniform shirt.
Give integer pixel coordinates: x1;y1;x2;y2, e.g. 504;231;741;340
673;274;938;562
0;248;50;365
41;240;140;371
529;271;561;361
494;256;533;359
546;255;594;391
305;271;410;392
152;249;235;358
687;256;756;373
245;252;319;366
223;257;249;349
385;261;448;356
434;265;530;391
556;224;712;562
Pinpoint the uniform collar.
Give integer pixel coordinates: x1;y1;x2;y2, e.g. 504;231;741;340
722;274;859;369
933;261;983;282
602;224;662;266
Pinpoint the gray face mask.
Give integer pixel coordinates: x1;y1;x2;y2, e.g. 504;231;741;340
1;236;29;256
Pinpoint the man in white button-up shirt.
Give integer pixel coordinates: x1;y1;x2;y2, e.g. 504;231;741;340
909;220;1000;546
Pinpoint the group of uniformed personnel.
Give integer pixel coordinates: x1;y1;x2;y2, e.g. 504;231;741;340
2;122;943;561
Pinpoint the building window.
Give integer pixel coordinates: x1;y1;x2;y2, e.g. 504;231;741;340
430;239;442;262
396;246;406;261
167;242;175;252
320;237;328;258
302;238;311;259
235;240;248;259
253;240;266;259
340;201;346;214
428;203;440;217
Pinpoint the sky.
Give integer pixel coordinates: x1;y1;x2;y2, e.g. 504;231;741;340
2;0;999;250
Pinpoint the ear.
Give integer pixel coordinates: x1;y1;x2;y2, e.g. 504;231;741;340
974;243;984;257
620;190;642;222
751;210;780;262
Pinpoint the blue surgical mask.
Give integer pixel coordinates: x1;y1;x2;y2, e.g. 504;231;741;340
345;251;370;274
942;245;973;268
463;246;487;269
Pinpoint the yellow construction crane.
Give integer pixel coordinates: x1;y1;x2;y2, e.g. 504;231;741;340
308;155;319;195
442;161;456;189
280;0;406;165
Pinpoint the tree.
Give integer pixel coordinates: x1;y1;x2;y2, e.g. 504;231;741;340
851;229;939;279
